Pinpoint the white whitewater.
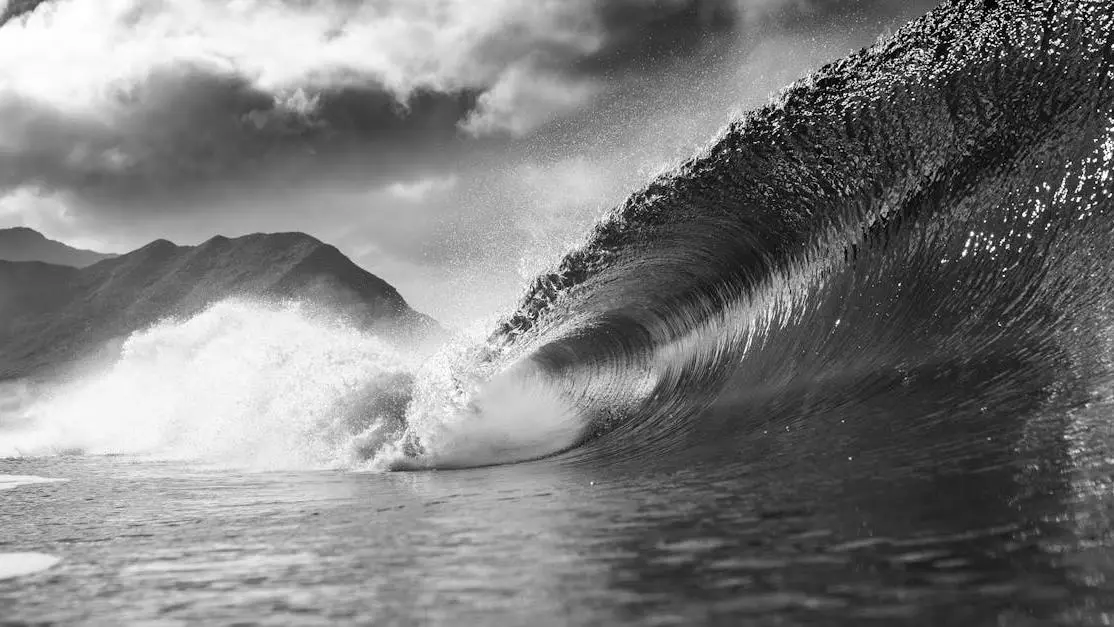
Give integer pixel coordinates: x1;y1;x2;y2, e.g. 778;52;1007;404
0;475;68;491
0;300;584;470
0;553;61;581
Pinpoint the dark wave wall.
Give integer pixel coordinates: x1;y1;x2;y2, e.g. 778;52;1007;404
479;0;1114;464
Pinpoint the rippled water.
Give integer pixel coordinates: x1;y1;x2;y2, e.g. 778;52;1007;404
4;389;1114;626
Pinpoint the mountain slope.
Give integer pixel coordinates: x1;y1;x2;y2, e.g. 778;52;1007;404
0;232;437;379
0;227;116;268
0;0;50;26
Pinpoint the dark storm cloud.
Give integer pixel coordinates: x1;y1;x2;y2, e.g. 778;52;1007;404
0;0;749;207
0;64;479;209
1;0;939;209
0;0;945;322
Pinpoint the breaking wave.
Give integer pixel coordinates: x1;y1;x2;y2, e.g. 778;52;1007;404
0;302;413;468
0;301;583;470
3;0;1114;472
475;0;1114;466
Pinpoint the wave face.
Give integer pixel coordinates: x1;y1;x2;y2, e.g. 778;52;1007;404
470;0;1114;466
3;0;1114;472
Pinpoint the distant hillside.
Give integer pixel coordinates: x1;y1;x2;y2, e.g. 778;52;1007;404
0;227;116;268
0;232;439;379
0;0;49;25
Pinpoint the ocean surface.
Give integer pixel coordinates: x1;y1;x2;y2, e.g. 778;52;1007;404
4;0;1114;624
3;407;1114;627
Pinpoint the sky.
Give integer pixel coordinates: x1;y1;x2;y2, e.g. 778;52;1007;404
0;0;939;325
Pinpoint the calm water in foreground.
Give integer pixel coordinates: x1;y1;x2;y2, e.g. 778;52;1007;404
3;397;1114;626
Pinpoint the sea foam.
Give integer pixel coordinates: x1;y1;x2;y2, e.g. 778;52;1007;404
0;553;61;580
0;300;584;470
0;475;68;491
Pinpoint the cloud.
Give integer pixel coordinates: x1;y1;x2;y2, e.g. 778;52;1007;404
0;186;115;251
386;175;459;203
0;187;64;232
0;0;750;203
0;0;630;130
1;0;916;204
460;65;599;137
0;0;942;324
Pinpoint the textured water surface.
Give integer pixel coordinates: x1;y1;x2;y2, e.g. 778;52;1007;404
3;403;1114;627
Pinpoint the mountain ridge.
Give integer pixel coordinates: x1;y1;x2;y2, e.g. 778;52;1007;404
0;230;438;379
0;227;117;268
